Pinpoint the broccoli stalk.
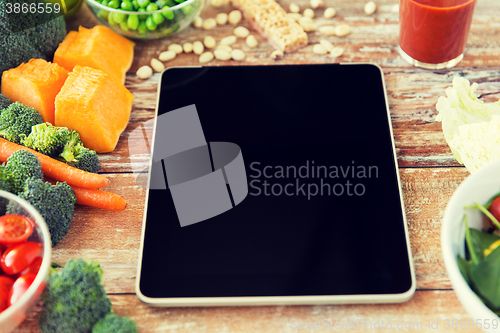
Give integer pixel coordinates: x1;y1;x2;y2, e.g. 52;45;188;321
38;259;112;333
21;122;72;156
92;314;138;333
0;102;43;144
15;178;76;246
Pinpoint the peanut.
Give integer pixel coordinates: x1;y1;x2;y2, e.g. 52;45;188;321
303;8;314;18
364;1;376;15
234;26;250;38
228;10;242;24
310;0;323;9
136;65;153;79
246;35;258;48
287;13;302;21
319;26;336;36
220;35;237;45
324;7;336;18
168;44;183;54
150;58;165;72
199;51;214;63
214;49;232;60
183;42;193;53
204;36;216;48
335;24;351;37
203;18;217;30
330;46;344;58
231;49;246;61
216;44;233;52
193;41;205;55
289;3;300;13
159;50;176;61
270;50;284;60
216;12;228;25
312;44;327;55
319;39;334;52
193;16;203;28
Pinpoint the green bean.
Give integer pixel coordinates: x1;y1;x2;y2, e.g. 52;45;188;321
145;15;157;30
107;0;120;8
114;12;127;23
138;20;148;34
127;13;139;29
152;12;164;24
162;7;174;19
119;21;129;31
146;2;158;11
121;0;134;10
137;0;149;8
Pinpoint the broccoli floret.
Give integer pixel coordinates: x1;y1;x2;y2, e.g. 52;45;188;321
59;130;81;162
4;149;43;194
92;314;138;333
21;123;72;157
0;0;66;77
39;259;112;333
0;102;43;144
0;94;11;110
16;178;75;246
0;165;15;194
68;144;100;173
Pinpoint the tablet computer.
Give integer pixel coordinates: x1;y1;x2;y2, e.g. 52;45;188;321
135;63;415;306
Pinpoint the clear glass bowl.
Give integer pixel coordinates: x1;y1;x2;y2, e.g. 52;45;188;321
85;0;205;39
0;190;51;333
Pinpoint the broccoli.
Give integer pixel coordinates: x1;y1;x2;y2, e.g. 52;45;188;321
21;123;72;156
0;94;11;110
38;259;112;333
16;178;76;246
0;102;43;144
67;143;100;173
59;131;100;173
0;0;66;78
0;165;15;194
4;149;43;194
92;314;138;333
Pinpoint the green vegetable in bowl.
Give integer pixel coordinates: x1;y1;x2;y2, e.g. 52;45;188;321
459;195;500;315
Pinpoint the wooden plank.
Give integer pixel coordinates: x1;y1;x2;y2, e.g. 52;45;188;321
14;290;483;332
68;0;500;70
40;167;469;295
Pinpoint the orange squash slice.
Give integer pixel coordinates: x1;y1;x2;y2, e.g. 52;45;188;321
54;25;135;85
1;59;69;124
54;66;134;153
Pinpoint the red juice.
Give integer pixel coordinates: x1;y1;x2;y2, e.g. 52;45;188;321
399;0;477;64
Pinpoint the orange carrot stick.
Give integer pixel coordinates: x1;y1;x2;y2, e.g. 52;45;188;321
46;177;126;210
0;137;109;189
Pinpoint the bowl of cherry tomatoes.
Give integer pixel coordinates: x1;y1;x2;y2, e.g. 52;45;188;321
0;190;51;333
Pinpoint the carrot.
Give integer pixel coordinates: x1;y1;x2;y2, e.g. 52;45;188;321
0;137;109;189
46;177;126;210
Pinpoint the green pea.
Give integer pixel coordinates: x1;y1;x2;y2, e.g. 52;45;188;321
97;9;109;19
162;7;173;19
145;15;157;30
181;4;191;14
127;14;139;30
114;12;127;23
146;2;158;11
121;0;134;10
137;0;149;8
120;21;130;31
107;12;116;25
132;0;139;9
152;12;164;24
138;21;148;34
156;0;168;8
107;0;120;8
138;7;148;20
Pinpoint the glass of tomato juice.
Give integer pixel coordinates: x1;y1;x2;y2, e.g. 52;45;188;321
398;0;477;69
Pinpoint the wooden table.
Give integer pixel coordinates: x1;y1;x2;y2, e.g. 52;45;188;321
13;0;500;331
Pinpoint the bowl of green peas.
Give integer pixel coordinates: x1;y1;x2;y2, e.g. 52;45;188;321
85;0;204;39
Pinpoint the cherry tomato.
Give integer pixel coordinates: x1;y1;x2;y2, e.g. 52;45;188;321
488;197;500;229
0;215;34;245
0;242;41;276
19;256;43;276
0;276;14;312
8;273;36;306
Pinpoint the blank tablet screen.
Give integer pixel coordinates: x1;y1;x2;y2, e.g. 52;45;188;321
138;64;413;299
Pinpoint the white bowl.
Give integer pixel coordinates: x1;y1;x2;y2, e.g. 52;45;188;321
442;159;500;333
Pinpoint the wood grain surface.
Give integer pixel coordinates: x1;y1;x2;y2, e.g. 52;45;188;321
11;0;500;331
